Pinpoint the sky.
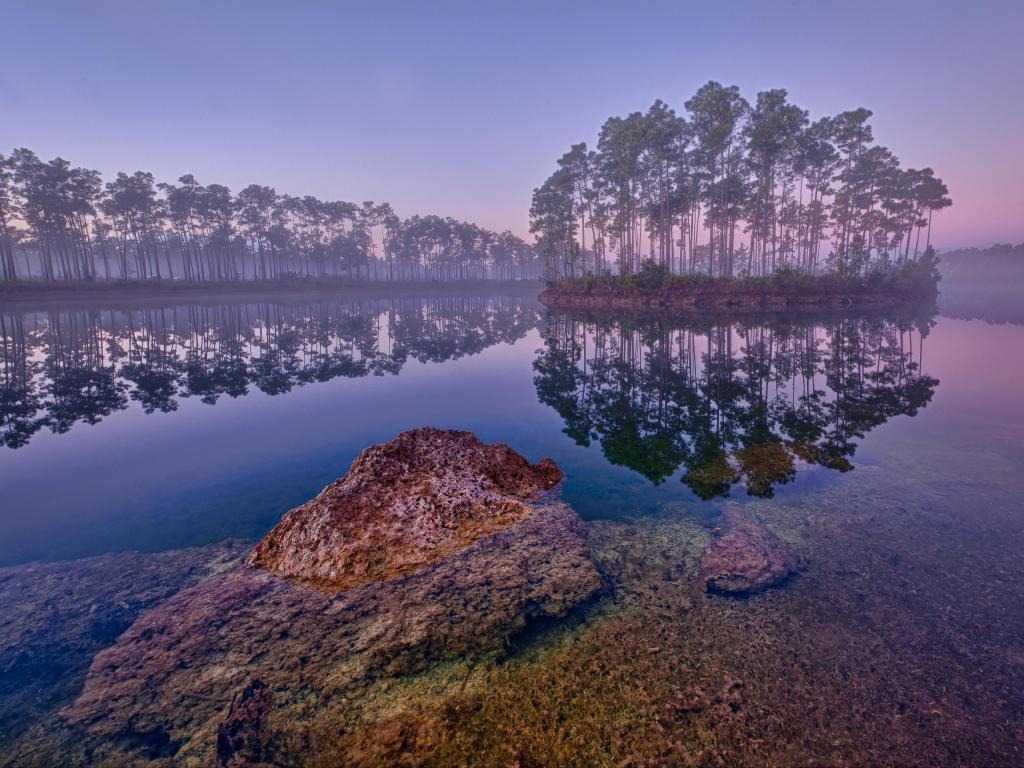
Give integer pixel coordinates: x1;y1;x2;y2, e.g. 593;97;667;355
2;0;1022;249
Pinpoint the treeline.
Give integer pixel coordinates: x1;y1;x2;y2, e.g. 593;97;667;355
0;149;543;284
938;243;1024;280
531;81;952;280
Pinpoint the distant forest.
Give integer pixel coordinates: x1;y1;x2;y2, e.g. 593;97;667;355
532;81;952;280
935;243;1024;324
0;149;543;284
938;243;1024;281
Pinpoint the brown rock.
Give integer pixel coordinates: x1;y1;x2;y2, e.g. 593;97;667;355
64;430;601;764
247;427;565;590
699;508;803;595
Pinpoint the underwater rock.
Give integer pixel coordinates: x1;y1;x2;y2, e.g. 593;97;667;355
0;541;249;752
700;508;803;595
247;427;565;590
65;429;600;763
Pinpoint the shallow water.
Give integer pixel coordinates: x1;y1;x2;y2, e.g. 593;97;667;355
1;293;1022;765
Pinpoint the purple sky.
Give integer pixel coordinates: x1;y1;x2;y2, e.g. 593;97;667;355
2;0;1021;249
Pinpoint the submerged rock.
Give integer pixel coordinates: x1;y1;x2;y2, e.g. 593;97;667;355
64;428;601;763
0;541;249;755
700;508;803;595
248;427;565;590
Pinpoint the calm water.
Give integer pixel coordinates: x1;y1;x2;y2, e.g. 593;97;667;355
2;292;1024;765
1;295;1022;565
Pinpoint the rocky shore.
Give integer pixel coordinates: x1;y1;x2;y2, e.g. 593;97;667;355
3;424;1020;767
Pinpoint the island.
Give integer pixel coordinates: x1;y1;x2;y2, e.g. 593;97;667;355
539;256;940;312
529;83;951;314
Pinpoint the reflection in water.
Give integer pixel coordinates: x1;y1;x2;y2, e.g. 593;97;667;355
2;299;1024;767
0;296;540;450
535;311;939;498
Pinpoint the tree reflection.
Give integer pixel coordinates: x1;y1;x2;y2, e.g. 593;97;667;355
534;310;938;498
0;296;538;449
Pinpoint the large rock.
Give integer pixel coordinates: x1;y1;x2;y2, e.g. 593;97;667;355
700;508;803;595
247;427;565;590
64;429;601;763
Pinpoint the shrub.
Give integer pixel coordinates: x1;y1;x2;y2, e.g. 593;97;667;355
632;258;668;291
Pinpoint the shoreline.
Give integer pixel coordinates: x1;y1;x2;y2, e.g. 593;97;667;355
539;281;934;313
0;278;543;310
540;299;939;327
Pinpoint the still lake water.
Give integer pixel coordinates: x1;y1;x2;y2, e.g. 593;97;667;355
1;292;1023;765
2;294;1021;566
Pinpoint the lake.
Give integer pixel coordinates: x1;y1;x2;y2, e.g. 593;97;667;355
2;292;1023;765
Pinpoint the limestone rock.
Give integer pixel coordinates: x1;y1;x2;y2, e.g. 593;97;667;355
247;427;565;590
64;430;601;764
0;541;248;753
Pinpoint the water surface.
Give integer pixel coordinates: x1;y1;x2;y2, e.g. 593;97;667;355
1;293;1023;765
2;295;1020;565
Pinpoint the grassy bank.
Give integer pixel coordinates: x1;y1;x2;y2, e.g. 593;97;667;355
540;262;939;312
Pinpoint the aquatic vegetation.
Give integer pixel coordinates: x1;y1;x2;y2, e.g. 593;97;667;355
1;416;1022;766
305;463;1024;767
684;451;740;499
732;442;796;497
0;541;250;758
216;678;273;767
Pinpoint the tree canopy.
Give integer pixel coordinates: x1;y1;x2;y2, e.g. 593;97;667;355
531;82;952;280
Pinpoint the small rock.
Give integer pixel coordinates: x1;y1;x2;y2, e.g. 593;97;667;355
700;508;803;595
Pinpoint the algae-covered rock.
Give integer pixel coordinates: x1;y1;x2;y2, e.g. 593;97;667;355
64;428;601;764
216;678;273;768
0;541;249;753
